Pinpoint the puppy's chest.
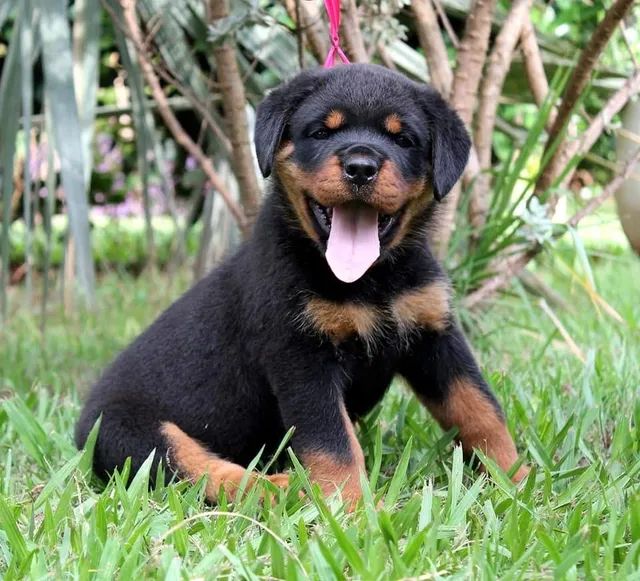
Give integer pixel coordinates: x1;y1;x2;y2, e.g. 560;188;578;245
298;281;451;351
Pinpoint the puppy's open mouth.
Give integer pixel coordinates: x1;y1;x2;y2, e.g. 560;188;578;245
308;199;401;241
307;196;403;283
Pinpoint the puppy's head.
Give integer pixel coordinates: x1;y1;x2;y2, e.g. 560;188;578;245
255;64;470;283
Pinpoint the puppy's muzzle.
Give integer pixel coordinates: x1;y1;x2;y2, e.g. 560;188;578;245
339;145;383;188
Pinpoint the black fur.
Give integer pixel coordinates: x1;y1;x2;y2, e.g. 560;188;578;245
76;64;505;487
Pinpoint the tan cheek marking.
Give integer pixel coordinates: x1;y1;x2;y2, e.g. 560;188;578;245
303;298;382;344
422;379;527;482
302;403;365;510
384;113;402;134
389;184;434;248
392;280;451;333
161;422;289;501
325;109;345;130
274;148;319;243
371;162;425;216
278;152;352;213
303;156;351;207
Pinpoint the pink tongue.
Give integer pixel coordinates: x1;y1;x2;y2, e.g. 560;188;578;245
325;204;380;283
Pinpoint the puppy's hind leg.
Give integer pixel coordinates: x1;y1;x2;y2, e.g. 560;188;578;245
160;422;289;502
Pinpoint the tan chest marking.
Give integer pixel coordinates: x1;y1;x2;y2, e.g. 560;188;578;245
391;280;451;333
303;297;382;344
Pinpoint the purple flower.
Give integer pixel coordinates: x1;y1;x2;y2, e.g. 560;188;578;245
185;155;197;171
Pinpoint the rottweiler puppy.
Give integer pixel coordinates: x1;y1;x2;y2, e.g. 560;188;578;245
76;64;527;508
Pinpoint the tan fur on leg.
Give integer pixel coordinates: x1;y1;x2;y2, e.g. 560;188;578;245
302;403;366;510
423;379;529;482
161;422;289;501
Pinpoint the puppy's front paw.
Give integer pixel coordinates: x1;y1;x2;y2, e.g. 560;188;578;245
511;464;530;483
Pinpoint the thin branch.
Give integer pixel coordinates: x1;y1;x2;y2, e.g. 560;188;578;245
519;13;560;134
619;20;639;69
209;0;261;231
285;0;328;64
435;0;497;258
295;0;304;69
376;42;397;71
431;0;459;48
119;0;247;233
450;0;497;125
411;0;453;96
340;0;368;63
567;146;640;228
462;249;537;309
103;0;231;153
559;68;640;191
535;0;636;197
471;0;532;231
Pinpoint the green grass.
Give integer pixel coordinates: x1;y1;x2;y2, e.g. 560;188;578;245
1;250;639;579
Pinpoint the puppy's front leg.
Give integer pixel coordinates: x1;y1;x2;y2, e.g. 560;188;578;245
268;356;365;509
400;325;528;482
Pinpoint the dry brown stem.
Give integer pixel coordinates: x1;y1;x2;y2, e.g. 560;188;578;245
102;0;231;152
471;0;532;231
450;0;497;125
285;0;328;64
120;0;247;233
519;13;556;127
340;0;368;63
209;0;261;231
567;146;640;228
559;69;640;191
431;0;459;48
535;0;636;197
411;0;453;97
435;0;497;257
462;248;536;309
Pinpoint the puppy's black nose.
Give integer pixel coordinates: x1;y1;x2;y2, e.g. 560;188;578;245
343;155;380;186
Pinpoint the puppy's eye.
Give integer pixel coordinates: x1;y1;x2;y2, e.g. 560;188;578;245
310;128;330;140
394;134;414;148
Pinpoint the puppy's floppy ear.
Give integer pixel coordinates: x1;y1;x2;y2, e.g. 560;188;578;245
254;69;324;178
417;86;471;201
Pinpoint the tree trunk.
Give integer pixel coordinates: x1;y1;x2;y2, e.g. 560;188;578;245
208;0;261;233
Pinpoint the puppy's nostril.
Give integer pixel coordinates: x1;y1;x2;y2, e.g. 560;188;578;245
343;156;380;186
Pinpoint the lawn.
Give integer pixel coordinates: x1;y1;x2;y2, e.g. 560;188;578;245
0;247;639;579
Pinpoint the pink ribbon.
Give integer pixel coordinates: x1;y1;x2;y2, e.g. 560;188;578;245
323;0;350;68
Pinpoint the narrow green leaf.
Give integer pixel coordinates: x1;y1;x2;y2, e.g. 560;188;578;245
72;0;102;188
20;0;35;307
37;0;96;305
0;8;22;320
0;0;17;30
385;437;412;508
0;494;29;563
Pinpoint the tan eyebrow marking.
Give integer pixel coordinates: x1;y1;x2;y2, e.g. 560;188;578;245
325;110;345;130
384;114;402;134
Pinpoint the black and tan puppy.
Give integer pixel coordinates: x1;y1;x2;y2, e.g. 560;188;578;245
76;64;527;507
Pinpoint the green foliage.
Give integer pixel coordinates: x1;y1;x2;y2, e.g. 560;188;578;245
1;251;638;578
6;216;201;270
